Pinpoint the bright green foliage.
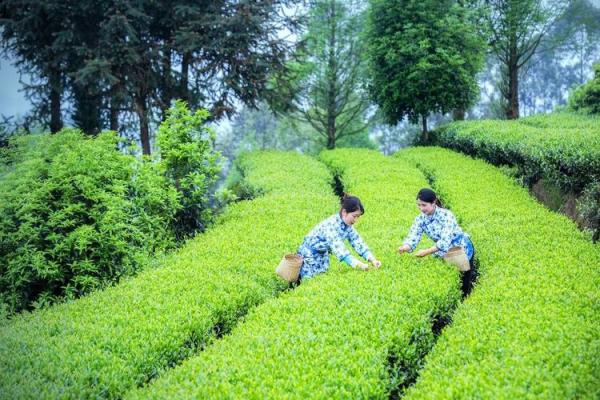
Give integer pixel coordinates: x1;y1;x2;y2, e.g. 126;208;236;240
365;0;484;130
0;129;179;314
569;62;600;114
156;100;221;238
518;110;600;130
432;112;600;193
396;147;600;399
126;149;462;399
0;151;335;399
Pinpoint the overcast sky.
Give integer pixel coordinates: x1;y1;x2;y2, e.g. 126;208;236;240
0;56;31;118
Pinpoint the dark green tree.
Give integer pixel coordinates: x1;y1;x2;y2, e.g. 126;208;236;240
0;0;70;133
2;0;303;154
67;1;109;135
67;2;138;133
365;0;485;140
178;1;303;119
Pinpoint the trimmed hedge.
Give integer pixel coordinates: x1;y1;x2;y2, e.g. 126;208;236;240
518;111;600;130
0;151;334;399
431;112;600;193
397;147;600;399
125;149;462;399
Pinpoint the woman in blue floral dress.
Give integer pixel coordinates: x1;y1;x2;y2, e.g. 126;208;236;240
398;188;477;295
297;194;381;280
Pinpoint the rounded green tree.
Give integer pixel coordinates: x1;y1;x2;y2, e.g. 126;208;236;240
365;0;485;141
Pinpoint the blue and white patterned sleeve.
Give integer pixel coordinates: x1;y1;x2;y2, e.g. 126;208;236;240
436;211;458;253
325;229;355;267
348;227;372;260
403;216;423;252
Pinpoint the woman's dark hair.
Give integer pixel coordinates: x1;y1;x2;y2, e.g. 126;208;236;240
417;188;442;207
341;193;364;214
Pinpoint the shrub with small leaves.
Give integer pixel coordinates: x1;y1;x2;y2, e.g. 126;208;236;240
156;100;222;239
0;151;335;399
569;62;600;115
0;129;179;314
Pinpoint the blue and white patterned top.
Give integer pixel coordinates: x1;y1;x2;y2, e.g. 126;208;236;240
297;213;372;277
403;206;474;259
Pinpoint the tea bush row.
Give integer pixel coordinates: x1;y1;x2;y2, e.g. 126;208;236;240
125;149;462;399
432;112;600;193
397;147;600;399
0;151;335;399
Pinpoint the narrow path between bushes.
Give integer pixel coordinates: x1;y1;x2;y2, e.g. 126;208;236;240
389;162;480;398
330;169;462;399
326;153;483;399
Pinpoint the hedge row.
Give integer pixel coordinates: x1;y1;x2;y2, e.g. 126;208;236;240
125;149;462;399
518;111;600;130
0;151;335;399
397;147;600;399
431;112;600;193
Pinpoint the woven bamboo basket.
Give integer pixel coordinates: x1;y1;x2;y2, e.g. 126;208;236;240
443;246;470;272
275;254;303;283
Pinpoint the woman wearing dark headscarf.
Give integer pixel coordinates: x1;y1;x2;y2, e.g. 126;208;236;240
398;188;477;295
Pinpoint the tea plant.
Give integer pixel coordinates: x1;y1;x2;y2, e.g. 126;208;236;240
432;113;600;193
125;149;462;399
397;147;600;399
0;152;335;399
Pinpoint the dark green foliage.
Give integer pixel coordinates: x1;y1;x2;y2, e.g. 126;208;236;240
156;100;221;239
569;62;600;114
0;0;70;132
0;130;179;314
365;0;484;136
0;0;303;148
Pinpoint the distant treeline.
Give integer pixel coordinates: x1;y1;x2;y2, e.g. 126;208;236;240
0;0;301;153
